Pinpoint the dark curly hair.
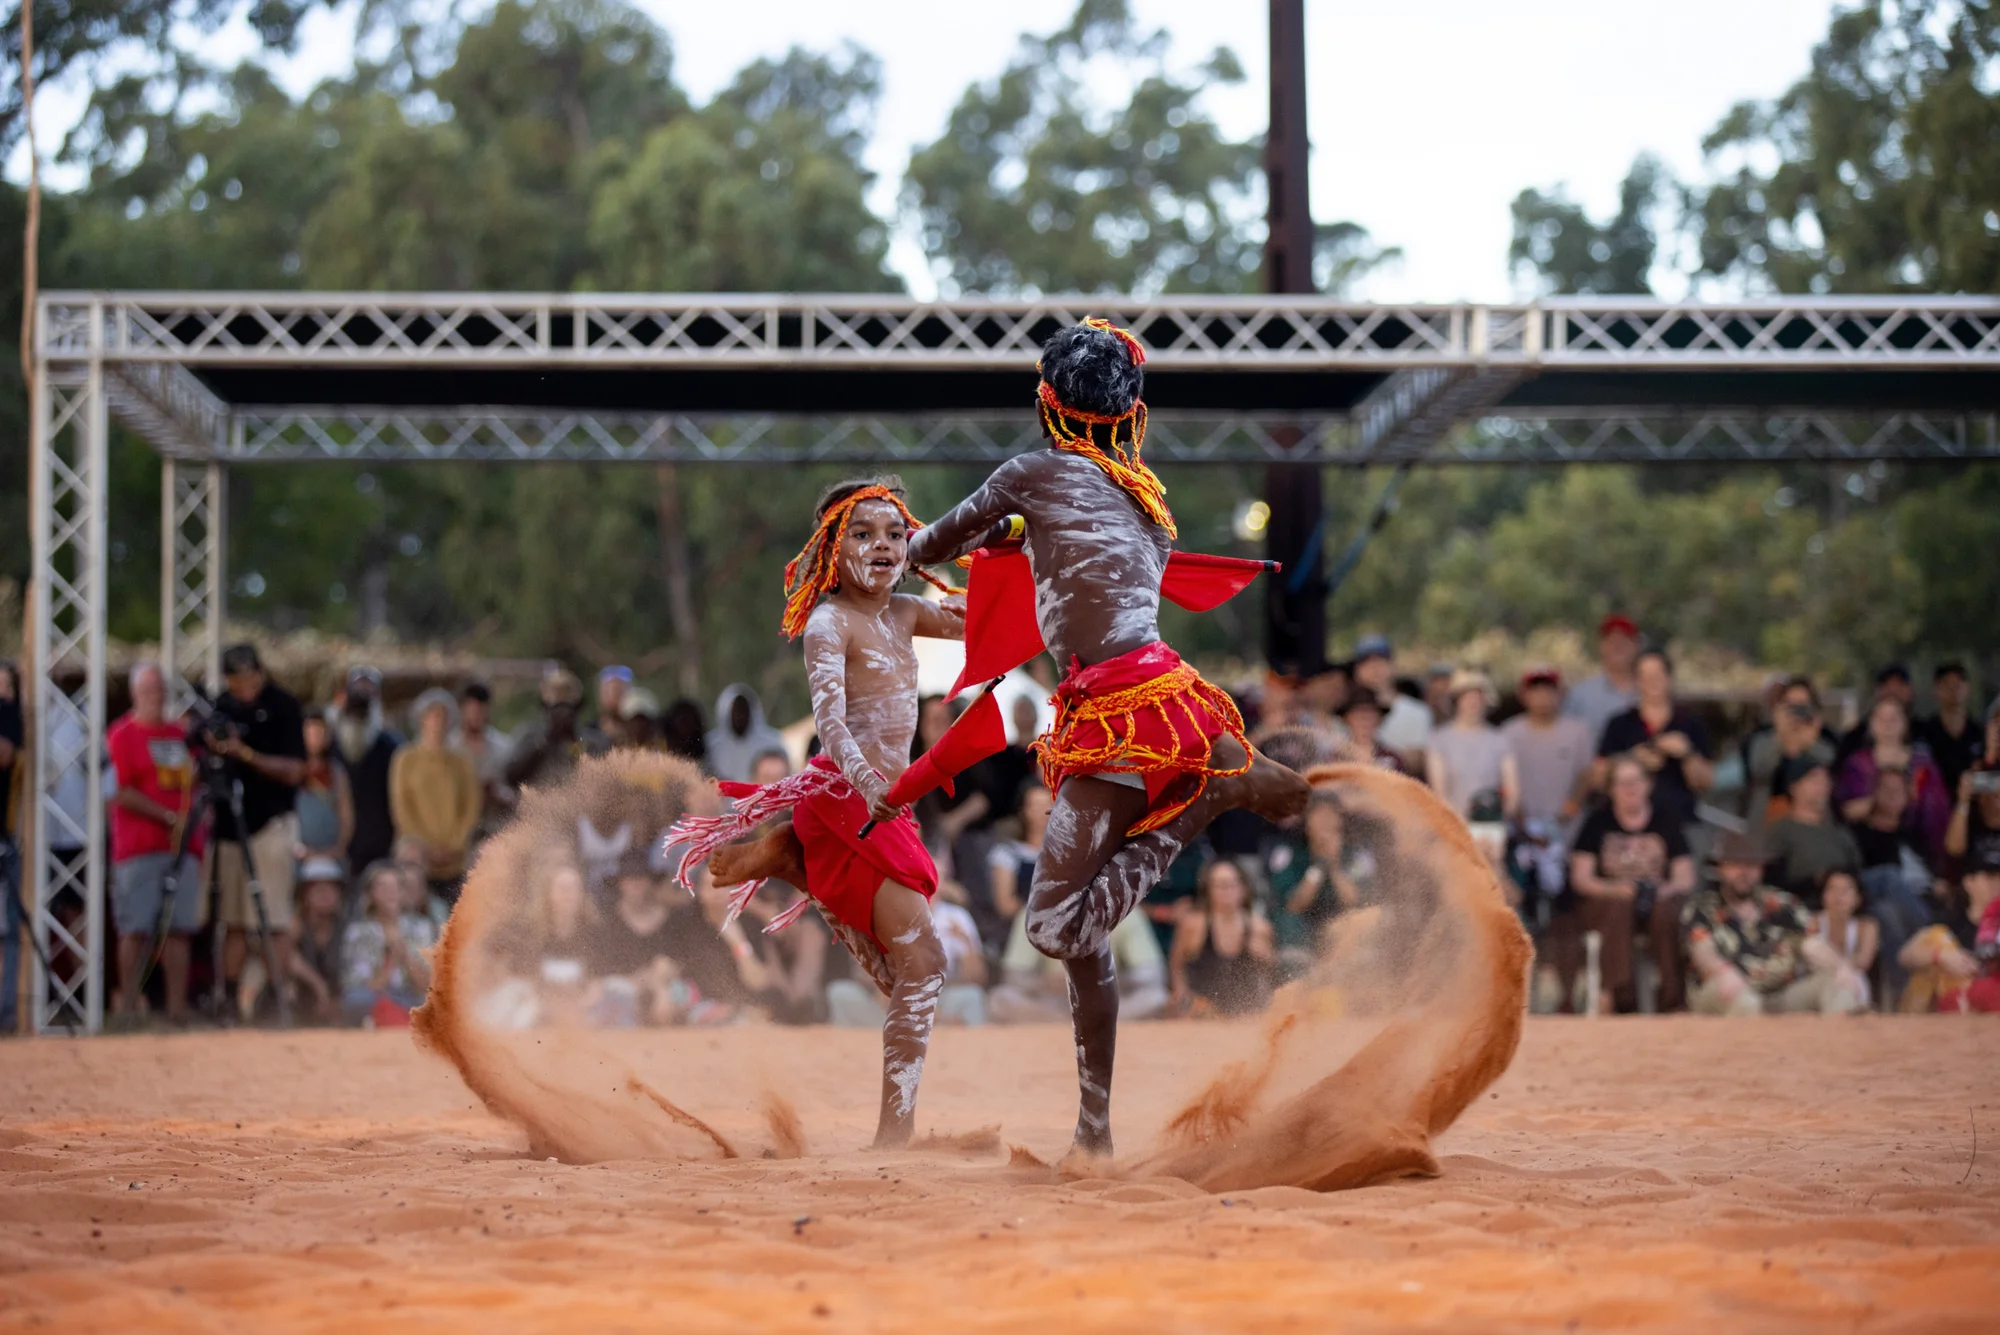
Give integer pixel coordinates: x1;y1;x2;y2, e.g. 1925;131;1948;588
1039;322;1143;419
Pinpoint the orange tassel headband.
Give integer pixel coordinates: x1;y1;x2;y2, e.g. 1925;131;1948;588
780;485;959;639
1035;318;1175;537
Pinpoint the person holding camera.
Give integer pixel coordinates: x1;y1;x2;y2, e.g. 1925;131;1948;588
1565;754;1697;1013
207;643;307;1017
107;662;203;1024
1943;698;2000;869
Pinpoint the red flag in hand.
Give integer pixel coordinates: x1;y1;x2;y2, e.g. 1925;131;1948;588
882;688;1008;808
948;544;1278;696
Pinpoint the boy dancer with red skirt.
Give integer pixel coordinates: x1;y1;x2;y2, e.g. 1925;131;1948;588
906;319;1310;1156
669;478;964;1148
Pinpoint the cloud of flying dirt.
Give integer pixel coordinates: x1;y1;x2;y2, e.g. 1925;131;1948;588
1126;763;1533;1193
412;751;745;1164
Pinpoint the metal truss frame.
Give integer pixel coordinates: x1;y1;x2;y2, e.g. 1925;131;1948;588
26;361;107;1034
25;289;2000;1032
223;405;2000;466
40;291;2000;368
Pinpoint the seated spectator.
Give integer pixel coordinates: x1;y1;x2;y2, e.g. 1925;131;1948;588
663;863;780;1024
290;856;348;1025
1169;858;1277;1017
1739;676;1834;826
393;835;451;929
1426;671;1518;820
1849;765;1940;1005
1917;663;1982;796
740;881;832;1025
505;665;591;794
450;680;515;846
748;748;791;787
958;693;1044;832
1837;694;1950;861
989;906;1166;1023
1275;790;1374;969
1943;710;2000;866
704;684;786;784
1683;831;1868;1016
1837;663;1916;762
659;698;708;768
1351;635;1431;768
1595;648;1713;833
1423;663;1456;727
618;686;663;750
475;855;601;1029
1810;868;1879;1007
825;886;984;1027
1500;666;1593;829
296;710;354;865
1334;690;1402;773
595;665;632;750
589;851;685;1027
1761;757;1861;909
389;689;482;905
341;860;437;1026
1896;844;2000;1013
1562;613;1641;749
987;782;1053;929
1563;755;1697;1013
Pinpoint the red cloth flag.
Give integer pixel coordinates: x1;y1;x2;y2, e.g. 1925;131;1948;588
947;545;1277;695
881;687;1007;808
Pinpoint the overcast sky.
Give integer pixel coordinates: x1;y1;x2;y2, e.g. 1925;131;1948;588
15;0;1838;299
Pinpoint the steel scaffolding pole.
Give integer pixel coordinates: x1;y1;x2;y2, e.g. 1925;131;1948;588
161;458;228;710
29;345;107;1034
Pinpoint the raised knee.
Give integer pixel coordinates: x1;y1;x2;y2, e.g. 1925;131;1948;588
1026;908;1091;961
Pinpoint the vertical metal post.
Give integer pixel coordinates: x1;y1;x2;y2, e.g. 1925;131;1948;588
1262;0;1327;677
207;462;228;694
28;314;108;1032
161;456;229;710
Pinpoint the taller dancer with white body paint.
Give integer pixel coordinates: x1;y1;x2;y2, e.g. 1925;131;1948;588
905;319;1311;1158
665;477;964;1148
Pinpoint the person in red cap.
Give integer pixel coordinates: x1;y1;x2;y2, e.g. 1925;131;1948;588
1563;613;1642;749
1501;666;1595;830
664;475;966;1148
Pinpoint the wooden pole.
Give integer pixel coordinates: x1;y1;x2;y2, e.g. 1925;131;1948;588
1261;0;1328;678
15;0;40;1033
19;0;37;391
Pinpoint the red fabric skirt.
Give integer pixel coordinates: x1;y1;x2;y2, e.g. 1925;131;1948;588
782;755;937;946
1036;641;1248;835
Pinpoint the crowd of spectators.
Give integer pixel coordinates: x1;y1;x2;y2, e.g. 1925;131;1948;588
5;606;1998;1032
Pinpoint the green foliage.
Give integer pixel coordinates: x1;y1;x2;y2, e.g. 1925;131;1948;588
904;0;1263;295
1692;0;2000;293
1509;154;1666;295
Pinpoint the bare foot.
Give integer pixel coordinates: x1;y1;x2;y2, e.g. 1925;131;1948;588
709;818;807;888
1057;1136;1115;1178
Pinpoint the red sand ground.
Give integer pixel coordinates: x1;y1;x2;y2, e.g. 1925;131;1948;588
1;1017;1995;1333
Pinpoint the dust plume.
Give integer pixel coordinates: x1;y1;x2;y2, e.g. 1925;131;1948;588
1128;763;1532;1193
413;751;740;1165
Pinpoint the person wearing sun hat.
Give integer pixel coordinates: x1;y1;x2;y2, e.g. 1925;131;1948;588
1425;669;1518;820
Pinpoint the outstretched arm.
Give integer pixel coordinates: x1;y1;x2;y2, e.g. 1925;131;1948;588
901;592;965;642
906;464;1022;567
802;608;891;815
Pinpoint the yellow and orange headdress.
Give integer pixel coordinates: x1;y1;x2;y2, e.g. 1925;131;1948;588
1036;317;1176;537
780;484;958;639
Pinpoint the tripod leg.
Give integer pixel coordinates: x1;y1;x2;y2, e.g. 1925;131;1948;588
135;787;210;1010
228;781;292;1028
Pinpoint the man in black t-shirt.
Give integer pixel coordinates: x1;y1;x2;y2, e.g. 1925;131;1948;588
1595;649;1713;832
1564;755;1697;1012
206;644;307;1005
1916;663;1983;796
